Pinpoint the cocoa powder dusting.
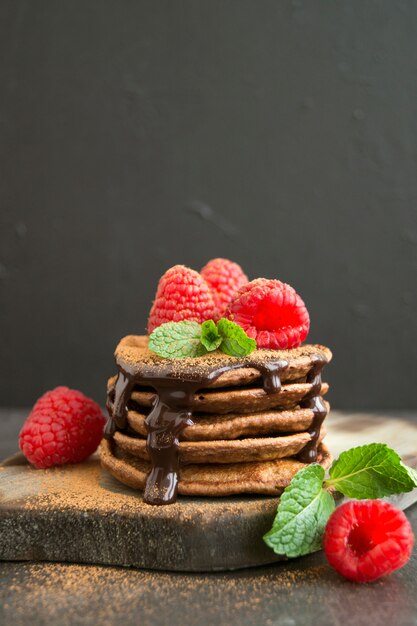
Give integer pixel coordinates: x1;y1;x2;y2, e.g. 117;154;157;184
0;561;330;626
20;456;277;519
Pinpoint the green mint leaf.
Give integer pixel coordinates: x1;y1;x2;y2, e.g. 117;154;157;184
148;321;207;359
263;464;335;558
200;320;222;352
217;318;256;357
324;443;417;499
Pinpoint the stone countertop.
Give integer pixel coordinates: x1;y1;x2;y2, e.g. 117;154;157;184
1;408;417;626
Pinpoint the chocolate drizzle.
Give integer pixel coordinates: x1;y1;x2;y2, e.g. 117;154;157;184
297;356;328;463
105;357;289;505
143;383;195;504
105;372;134;433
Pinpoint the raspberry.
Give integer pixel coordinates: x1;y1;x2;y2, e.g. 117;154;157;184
201;258;248;320
19;386;105;469
225;278;310;349
147;265;217;334
323;500;414;583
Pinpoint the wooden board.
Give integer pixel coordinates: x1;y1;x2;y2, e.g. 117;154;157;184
1;412;416;572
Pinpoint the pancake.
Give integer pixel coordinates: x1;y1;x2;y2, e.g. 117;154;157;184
127;400;330;441
107;376;329;415
113;427;326;464
127;381;329;414
101;438;333;496
114;335;332;388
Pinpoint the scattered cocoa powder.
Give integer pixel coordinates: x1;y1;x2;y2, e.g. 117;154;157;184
0;561;329;626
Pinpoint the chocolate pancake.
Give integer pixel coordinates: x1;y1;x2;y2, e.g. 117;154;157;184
127;381;329;414
127;401;330;441
107;375;329;414
101;438;332;496
114;335;332;388
113;427;326;464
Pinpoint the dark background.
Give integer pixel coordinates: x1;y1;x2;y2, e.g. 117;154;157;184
1;1;416;409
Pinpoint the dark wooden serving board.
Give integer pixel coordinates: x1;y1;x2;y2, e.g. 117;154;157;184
1;412;416;572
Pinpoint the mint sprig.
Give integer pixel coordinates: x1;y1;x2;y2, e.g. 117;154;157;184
148;319;256;359
264;443;417;559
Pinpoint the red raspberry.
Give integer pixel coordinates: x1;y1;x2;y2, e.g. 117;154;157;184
323;500;414;583
19;386;105;469
225;278;310;349
201;258;248;320
148;264;217;334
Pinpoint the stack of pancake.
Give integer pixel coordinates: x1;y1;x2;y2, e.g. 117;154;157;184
101;336;332;499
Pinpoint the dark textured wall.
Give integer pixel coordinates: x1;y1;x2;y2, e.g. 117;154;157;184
1;1;417;409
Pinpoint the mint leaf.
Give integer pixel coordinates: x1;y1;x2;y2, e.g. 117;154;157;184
263;464;335;557
217;318;256;357
324;443;417;499
200;320;222;352
148;321;207;358
148;318;257;359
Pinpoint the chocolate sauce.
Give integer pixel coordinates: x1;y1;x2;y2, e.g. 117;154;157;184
297;356;328;463
105;372;134;434
105;358;288;505
143;383;195;504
